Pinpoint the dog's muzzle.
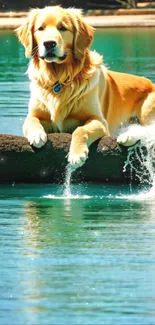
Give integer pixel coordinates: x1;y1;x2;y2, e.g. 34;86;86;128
39;40;67;62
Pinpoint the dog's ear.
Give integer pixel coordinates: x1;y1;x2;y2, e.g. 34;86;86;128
67;9;95;60
15;9;39;58
74;18;95;60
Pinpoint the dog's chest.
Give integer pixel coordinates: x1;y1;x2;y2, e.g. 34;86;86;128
61;118;81;133
48;97;81;132
31;81;84;132
51;115;81;133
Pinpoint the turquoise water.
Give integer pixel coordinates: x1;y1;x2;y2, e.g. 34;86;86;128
1;28;155;325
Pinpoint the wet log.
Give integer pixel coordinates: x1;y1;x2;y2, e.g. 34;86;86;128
0;133;133;184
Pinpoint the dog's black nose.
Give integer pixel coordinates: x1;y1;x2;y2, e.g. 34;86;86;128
43;40;57;50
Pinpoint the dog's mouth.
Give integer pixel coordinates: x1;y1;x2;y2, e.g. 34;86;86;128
40;51;67;62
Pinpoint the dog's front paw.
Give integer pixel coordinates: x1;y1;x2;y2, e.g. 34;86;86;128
68;149;88;169
117;133;138;147
27;129;47;148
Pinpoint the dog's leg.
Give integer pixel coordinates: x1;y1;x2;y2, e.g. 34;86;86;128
68;118;109;168
23;116;47;148
117;124;146;146
117;92;155;146
138;92;155;126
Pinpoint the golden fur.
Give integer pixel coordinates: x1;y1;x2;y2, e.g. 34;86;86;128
16;6;155;168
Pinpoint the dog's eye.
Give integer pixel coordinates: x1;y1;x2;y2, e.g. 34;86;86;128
38;26;44;31
57;24;67;32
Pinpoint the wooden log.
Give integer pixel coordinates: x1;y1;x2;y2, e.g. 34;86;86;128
0;133;132;184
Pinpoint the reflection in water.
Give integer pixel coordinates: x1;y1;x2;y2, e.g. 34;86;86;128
1;183;155;324
7;191;154;325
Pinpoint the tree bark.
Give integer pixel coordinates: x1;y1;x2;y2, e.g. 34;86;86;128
0;133;134;184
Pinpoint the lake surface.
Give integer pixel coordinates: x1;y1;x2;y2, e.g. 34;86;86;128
1;28;155;325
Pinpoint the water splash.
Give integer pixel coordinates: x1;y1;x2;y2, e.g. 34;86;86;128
43;164;92;199
63;164;73;198
44;194;92;199
123;127;155;199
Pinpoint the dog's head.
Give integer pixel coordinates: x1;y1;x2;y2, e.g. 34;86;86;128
16;6;95;63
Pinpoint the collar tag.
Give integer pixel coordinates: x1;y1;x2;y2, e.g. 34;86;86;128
53;82;63;94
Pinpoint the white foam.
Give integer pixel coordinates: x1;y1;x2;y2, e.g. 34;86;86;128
116;186;155;201
43;194;92;199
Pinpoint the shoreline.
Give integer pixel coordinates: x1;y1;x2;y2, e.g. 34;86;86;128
1;9;155;29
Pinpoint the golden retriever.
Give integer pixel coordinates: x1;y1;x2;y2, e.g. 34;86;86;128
16;6;155;168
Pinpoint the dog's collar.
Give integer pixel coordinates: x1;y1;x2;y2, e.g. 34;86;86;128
53;82;63;94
